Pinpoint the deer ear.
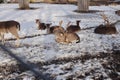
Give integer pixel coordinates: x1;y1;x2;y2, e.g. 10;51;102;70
35;19;40;23
66;21;71;27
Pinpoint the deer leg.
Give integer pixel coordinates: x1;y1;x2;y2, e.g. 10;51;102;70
9;28;20;47
0;33;5;45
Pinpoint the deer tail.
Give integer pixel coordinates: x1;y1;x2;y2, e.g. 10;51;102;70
17;23;20;31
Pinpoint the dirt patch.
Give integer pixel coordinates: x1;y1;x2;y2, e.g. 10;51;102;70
74;10;102;13
16;7;39;10
102;50;120;80
0;50;120;79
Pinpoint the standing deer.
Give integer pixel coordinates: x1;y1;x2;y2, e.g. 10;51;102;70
66;20;81;33
0;20;20;46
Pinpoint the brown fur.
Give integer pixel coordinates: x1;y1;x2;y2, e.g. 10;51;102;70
47;20;65;34
48;25;65;33
54;31;66;44
54;31;80;44
66;20;81;33
0;20;20;46
94;14;118;34
35;19;51;30
65;32;80;44
115;10;120;16
94;24;117;34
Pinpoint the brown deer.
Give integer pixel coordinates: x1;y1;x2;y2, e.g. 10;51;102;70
47;20;65;34
0;20;20;46
54;31;80;44
94;14;117;34
115;10;120;16
35;19;51;30
54;31;66;44
65;32;80;44
66;20;81;33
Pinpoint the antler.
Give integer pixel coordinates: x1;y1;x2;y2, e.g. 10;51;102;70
59;20;63;27
66;21;71;28
100;13;110;26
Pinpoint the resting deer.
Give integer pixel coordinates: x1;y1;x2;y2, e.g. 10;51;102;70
115;10;120;16
66;20;81;33
54;31;80;44
35;19;51;30
47;20;65;34
94;14;117;34
0;20;20;46
54;31;66;44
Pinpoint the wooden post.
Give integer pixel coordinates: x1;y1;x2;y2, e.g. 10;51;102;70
18;0;30;9
4;0;7;3
77;0;90;12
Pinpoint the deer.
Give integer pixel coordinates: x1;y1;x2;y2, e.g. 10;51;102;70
54;22;80;44
115;10;120;16
0;20;20;47
94;13;118;34
54;31;66;44
47;20;65;34
65;32;80;44
54;31;80;44
66;20;81;33
35;19;51;30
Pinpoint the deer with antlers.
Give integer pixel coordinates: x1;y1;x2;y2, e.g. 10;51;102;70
54;21;80;44
94;13;117;34
54;31;80;44
115;10;120;16
66;20;81;33
0;20;20;46
47;20;65;34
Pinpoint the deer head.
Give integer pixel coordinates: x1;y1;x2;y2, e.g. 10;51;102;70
100;13;111;26
53;20;65;33
76;20;81;26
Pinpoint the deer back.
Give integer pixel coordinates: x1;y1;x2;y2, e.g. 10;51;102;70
54;31;66;44
94;24;117;34
48;20;65;34
65;32;80;43
35;19;48;30
115;10;120;16
66;21;81;33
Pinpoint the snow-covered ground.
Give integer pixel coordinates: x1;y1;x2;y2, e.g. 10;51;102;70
0;3;120;80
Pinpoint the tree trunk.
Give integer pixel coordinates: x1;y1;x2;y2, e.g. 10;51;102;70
18;0;30;9
77;0;90;12
4;0;7;3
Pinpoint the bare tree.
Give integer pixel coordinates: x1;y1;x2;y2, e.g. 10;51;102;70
77;0;90;12
18;0;30;9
